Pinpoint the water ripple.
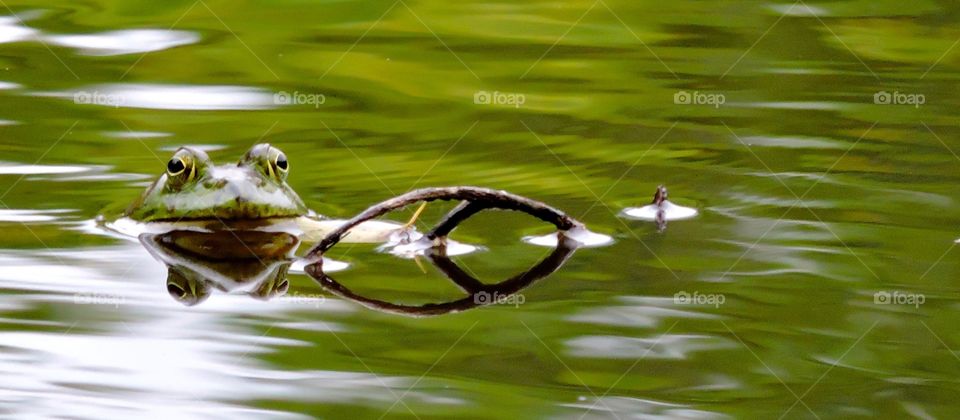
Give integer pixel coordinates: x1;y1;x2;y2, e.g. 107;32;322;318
47;29;199;56
39;84;278;110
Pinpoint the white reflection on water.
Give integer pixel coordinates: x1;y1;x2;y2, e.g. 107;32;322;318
0;14;198;56
736;101;845;111
568;296;718;329
0;246;444;418
103;131;171;139
565;334;736;360
47;30;199;56
0;162;92;175
0;209;72;223
0;16;39;44
40;84;277;110
737;135;844;150
0;163;128;182
768;3;828;17
568;396;730;420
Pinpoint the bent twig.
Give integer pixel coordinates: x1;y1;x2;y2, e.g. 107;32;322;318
304;186;583;259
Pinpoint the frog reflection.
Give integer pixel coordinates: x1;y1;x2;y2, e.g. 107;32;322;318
139;230;298;305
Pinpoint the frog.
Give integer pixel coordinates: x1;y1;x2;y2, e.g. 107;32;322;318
108;143;426;255
124;143;308;223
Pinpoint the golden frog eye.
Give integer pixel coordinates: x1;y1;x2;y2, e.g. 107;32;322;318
167;157;186;176
274;152;288;173
164;147;207;190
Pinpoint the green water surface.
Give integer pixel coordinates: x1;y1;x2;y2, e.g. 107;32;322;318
0;0;958;418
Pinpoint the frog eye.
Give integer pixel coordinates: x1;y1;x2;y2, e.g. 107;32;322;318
166;156;196;182
242;144;288;181
167;157;186;176
266;148;288;181
274;152;288;173
165;148;206;186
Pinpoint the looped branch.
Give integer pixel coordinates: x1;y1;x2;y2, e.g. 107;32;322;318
304;236;579;317
304;186;584;259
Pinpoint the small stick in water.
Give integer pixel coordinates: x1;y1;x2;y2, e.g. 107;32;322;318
403;202;428;230
652;185;667;206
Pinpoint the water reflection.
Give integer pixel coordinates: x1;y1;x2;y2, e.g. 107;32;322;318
0;15;38;44
0;208;72;223
137;223;580;312
139;230;299;306
40;84;277;110
306;236;580;316
47;30;199;56
0;14;198;55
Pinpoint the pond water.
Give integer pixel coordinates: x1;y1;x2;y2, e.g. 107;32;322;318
1;0;959;418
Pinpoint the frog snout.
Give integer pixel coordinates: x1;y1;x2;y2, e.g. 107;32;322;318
226;180;270;205
226;183;250;204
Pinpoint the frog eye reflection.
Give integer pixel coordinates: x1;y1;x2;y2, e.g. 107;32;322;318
274;152;288;173
167;282;186;299
167;157;186;175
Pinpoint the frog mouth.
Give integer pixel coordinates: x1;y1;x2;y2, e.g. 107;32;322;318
142;189;308;222
147;211;302;223
140;201;305;223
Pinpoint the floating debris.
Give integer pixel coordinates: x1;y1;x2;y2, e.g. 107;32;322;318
378;228;480;258
523;225;614;248
620;185;698;231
